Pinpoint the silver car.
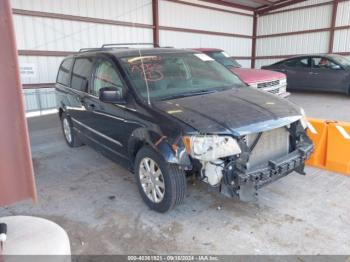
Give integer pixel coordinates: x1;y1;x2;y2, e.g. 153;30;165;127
262;54;350;95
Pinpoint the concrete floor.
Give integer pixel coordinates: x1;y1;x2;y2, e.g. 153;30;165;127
1;92;350;255
289;91;350;122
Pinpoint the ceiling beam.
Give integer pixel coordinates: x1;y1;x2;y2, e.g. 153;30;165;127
256;0;307;14
198;0;255;11
250;0;274;5
257;0;290;8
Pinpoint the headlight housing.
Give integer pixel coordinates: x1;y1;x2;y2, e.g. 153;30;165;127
280;78;287;86
249;83;258;89
183;135;241;162
300;107;308;129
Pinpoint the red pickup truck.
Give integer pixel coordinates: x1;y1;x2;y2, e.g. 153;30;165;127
194;48;290;98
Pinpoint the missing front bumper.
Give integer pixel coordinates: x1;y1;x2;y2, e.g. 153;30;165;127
240;145;313;189
222;142;314;199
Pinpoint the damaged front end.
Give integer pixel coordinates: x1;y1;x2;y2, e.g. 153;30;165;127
184;119;314;201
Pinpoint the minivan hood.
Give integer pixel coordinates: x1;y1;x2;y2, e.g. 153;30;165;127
231;68;286;84
153;88;301;136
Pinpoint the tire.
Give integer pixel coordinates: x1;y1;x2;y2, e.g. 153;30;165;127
61;112;83;148
134;146;187;213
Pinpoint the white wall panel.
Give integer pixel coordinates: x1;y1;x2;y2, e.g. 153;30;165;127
160;30;252;57
236;60;252;68
336;1;350;27
257;32;330;56
19;56;64;84
14;15;153;51
257;5;332;35
333;28;350;53
11;0;153;24
159;0;253;35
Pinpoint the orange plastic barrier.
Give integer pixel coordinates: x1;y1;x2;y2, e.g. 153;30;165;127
306;118;328;168
325;122;350;176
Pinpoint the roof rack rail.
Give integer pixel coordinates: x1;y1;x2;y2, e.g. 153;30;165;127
79;47;106;52
101;43;160;48
79;43;162;52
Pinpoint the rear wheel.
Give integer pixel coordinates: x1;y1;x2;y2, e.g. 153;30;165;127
134;146;187;213
61;112;83;147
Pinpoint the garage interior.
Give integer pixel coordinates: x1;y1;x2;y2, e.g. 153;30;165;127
1;0;350;257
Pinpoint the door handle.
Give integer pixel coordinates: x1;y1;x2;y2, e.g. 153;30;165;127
309;72;319;75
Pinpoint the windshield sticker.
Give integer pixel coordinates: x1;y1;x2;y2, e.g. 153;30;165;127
194;53;214;61
222;52;230;58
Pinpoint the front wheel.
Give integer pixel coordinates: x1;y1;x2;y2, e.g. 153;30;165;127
134;146;187;213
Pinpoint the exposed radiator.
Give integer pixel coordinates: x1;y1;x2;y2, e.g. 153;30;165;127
245;127;290;170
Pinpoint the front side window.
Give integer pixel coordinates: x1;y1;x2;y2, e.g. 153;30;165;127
120;52;244;101
71;57;94;92
312;57;342;70
91;60;124;97
285;58;310;68
57;58;73;86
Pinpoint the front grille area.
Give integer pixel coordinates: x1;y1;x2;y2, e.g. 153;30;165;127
257;80;280;89
245;127;290;170
269;88;280;95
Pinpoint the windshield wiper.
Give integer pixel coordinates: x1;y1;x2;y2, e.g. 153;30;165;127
161;89;218;100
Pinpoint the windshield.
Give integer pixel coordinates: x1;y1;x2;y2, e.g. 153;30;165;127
120;52;244;100
331;55;350;68
206;51;241;68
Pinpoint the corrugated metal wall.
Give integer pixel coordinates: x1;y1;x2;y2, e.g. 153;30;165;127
12;0;154;113
12;0;153;24
159;0;253;66
257;5;332;35
12;0;153;85
256;2;330;68
255;0;347;69
334;0;350;53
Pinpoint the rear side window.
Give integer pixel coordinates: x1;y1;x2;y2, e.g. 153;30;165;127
57;58;73;86
71;57;94;92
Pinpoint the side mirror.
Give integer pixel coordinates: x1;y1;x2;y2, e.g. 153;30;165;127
99;87;124;103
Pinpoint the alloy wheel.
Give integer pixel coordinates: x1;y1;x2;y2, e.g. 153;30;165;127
139;157;165;203
63;118;72;143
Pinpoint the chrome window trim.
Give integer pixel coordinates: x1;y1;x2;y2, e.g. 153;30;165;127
93;111;126;122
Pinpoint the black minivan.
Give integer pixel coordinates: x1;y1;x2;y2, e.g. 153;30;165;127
56;45;313;212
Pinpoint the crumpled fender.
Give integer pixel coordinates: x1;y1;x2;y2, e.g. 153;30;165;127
127;128;192;168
